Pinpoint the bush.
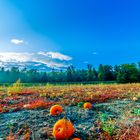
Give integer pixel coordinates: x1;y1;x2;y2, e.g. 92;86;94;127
7;79;23;95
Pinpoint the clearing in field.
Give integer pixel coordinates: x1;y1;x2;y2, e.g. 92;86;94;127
0;82;140;140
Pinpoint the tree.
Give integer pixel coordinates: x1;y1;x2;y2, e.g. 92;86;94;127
66;66;73;82
116;64;139;83
98;64;104;81
103;65;114;81
0;62;139;83
87;64;93;81
93;68;98;81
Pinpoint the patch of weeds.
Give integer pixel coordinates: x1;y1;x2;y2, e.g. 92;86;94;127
7;79;23;95
77;102;84;107
101;120;117;136
99;113;117;136
132;108;140;116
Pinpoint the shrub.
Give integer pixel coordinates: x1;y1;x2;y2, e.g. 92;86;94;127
7;79;23;95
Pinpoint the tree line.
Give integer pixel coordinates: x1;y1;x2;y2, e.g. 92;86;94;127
0;62;140;83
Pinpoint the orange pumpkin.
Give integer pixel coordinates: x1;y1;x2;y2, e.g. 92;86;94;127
50;105;63;116
53;119;74;139
72;138;81;140
83;102;92;109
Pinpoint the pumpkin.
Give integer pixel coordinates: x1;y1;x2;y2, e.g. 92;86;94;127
53;119;74;139
72;138;81;140
50;105;63;116
83;102;92;109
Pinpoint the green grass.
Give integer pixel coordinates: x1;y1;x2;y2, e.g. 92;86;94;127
0;81;116;87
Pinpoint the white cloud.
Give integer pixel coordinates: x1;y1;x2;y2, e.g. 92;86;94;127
0;52;32;62
38;51;72;61
11;39;24;45
38;51;47;56
92;52;98;55
0;52;72;69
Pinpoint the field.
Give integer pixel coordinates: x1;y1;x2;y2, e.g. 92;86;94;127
0;82;140;140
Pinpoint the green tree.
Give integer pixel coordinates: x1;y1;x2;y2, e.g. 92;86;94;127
87;64;93;81
98;64;104;81
116;64;139;83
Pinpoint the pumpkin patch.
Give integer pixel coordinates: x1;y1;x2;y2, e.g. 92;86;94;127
1;84;140;139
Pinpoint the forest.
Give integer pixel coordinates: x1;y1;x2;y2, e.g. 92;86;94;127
0;62;140;83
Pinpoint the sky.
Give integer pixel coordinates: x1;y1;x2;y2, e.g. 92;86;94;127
0;0;140;70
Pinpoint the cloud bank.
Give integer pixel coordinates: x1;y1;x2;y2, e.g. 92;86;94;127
0;51;72;70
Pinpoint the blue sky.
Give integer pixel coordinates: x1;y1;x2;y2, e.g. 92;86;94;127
0;0;140;70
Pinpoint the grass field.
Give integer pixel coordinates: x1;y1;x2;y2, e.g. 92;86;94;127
0;81;116;87
0;82;140;140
